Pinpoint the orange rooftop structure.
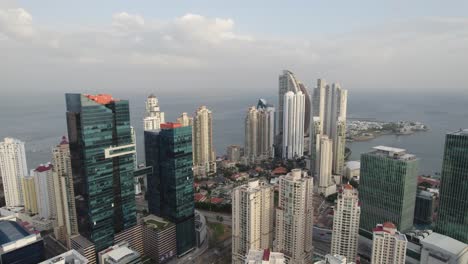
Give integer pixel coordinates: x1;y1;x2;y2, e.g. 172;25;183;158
84;94;119;104
160;122;182;129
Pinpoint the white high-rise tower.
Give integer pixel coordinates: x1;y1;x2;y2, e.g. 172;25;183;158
317;135;336;196
275;169;313;263
144;94;165;131
193;105;216;177
232;179;274;264
0;137;27;207
282;91;305;159
371;222;408;264
331;185;360;262
244;100;275;163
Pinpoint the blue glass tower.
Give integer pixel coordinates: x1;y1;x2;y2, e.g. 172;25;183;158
66;94;137;252
145;123;195;256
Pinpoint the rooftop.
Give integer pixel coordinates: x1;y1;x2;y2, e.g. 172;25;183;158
39;249;88;264
84;94;119;105
373;145;406;154
160;122;182;129
143;214;173;230
0;220;30;245
421;232;468;255
34;163;53;172
346;161;360;170
451;128;468;136
106;246;138;262
369;145;417;161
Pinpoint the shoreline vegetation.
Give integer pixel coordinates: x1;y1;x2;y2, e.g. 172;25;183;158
347;120;429;142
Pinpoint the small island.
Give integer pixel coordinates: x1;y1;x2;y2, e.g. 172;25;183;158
347;119;429;142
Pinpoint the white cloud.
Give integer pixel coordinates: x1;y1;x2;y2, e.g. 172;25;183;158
0;8;35;40
0;7;467;95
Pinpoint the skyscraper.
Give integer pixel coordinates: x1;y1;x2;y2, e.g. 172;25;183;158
435;129;468;243
275;169;313;263
277;70;311;138
232;179;274;264
226;145;241;163
371;222;407;264
0;137;27;207
193;105;216;177
144;94;165;131
282;91;305;159
317;135;336;196
31;163;56;220
145;123;195;256
359;146;418;234
331;185;360;262
66;93;137;252
312;80;347;175
52;137;79;248
244;101;275;163
21;175;38;214
177;112;193;127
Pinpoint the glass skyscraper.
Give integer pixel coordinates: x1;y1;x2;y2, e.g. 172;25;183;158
359;146;418;235
435;129;468;243
65;94;137;252
145;123;195;256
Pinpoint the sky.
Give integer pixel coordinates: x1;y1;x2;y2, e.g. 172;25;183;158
1;0;468;96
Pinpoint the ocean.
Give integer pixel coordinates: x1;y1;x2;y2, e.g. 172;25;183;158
1;91;467;176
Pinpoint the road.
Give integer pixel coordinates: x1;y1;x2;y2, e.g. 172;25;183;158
197;210;232;226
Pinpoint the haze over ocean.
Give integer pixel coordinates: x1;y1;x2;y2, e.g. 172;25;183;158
1;92;466;176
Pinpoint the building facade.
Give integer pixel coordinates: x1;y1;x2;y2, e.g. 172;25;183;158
275;169;313;264
66;93;137;253
246;249;285;264
244;101;275;163
420;232;468;264
414;190;435;226
282;91;305;159
227;145;241;163
52;137;79;248
359;146;418;234
317;135;336;196
435;129;468;243
331;185;360;262
142;215;177;263
0;138;27;207
176;112;193;127
144;94;165;131
371;222;407;264
31;163;56;220
192;106;216;177
232;180;274;264
145;123;195;256
21;176;38;214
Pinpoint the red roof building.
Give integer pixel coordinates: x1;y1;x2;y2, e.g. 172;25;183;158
210;197;224;204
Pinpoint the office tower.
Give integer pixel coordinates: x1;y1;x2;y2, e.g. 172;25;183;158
331;185;360;262
21;176;38;214
177;112;193;127
371;222;407;264
144;94;165;131
312;80;347;175
436;129;468;243
246;249;285;264
0;217;45;263
39;249;88;264
420;232;468;264
275;169;313;263
277;70;311;138
145;123;195;255
227;145;241;163
31;163;56;220
232;179;274;264
317;135;336;196
414;190;435;226
66;93;137;252
52;137;78;248
0;138;27;207
359;146;418;234
193;105;216;177
282;91;305;159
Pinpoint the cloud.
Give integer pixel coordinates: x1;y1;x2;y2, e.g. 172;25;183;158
0;7;467;96
0;8;35;40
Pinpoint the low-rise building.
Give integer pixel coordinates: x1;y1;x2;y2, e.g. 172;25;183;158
0;217;44;264
420;232;468;264
194;210;207;248
71;235;96;264
98;242;140;264
39;249;88;264
142;215;176;263
246;249;285;264
344;161;360;182
314;254;355;264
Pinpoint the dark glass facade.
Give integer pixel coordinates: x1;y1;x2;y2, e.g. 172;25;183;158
66;94;137;252
413;190;435;226
359;149;418;234
435;130;468;243
145;126;195;256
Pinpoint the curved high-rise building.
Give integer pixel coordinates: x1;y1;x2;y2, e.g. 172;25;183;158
277;70;311;154
282;91;305;159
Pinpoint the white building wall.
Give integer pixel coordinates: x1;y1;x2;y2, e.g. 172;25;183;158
144;95;165;131
282;91;305;159
0;138;27;207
